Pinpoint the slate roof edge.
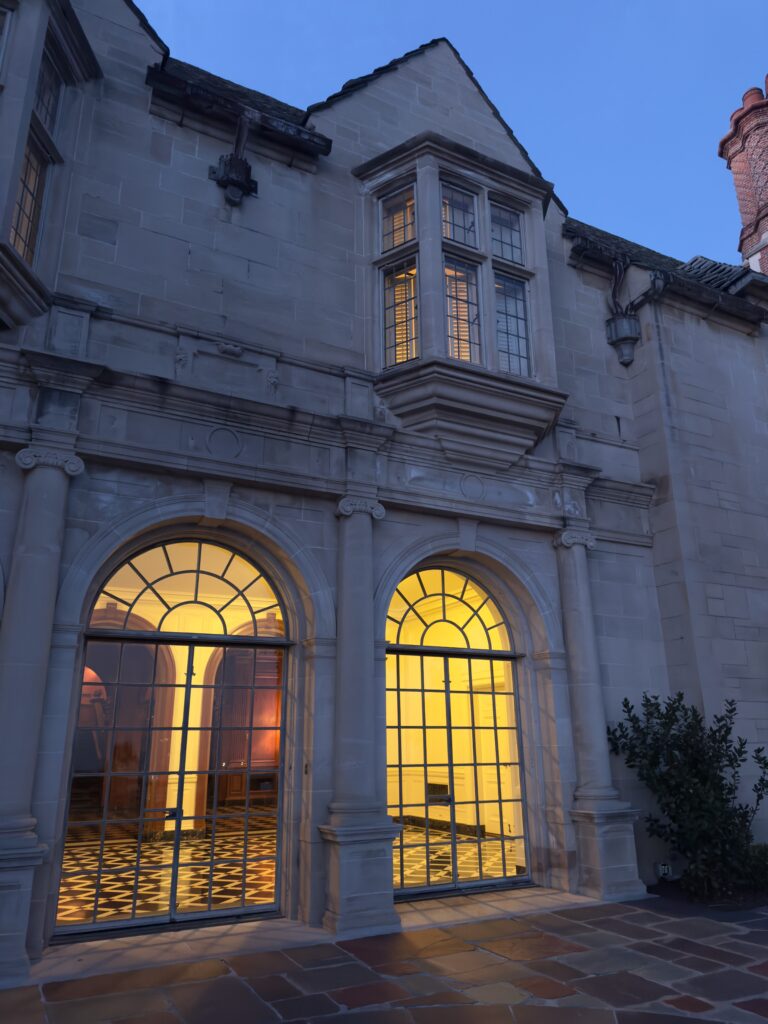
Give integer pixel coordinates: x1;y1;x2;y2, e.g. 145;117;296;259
123;0;169;60
563;218;767;325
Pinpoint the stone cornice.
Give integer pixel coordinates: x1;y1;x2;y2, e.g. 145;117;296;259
15;447;84;476
20;349;104;394
352;132;554;208
336;496;386;520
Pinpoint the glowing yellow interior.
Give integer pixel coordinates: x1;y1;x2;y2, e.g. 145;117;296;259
386;569;525;887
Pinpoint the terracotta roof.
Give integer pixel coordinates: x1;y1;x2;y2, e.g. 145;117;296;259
164;58;306;125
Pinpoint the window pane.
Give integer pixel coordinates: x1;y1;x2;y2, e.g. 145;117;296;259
441;185;476;247
9;138;47;264
34;49;63;134
381;187;415;252
495;273;530;377
383;260;418;366
444;259;480;363
491;204;523;264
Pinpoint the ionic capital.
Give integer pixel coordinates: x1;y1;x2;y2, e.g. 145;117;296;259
553;528;596;550
336;495;386;520
15;447;84;477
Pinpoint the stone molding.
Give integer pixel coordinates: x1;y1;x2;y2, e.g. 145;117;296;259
336;496;385;520
15;448;84;477
553;528;596;550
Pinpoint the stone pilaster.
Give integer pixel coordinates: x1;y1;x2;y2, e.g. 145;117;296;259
0;446;83;976
554;527;647;902
319;496;401;936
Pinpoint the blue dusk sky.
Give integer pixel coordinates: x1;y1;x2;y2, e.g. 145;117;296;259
137;0;768;266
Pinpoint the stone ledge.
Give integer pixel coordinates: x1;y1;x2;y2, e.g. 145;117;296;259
375;358;568;470
0;244;51;330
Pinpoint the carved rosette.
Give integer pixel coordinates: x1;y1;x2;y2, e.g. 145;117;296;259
553;528;596;550
336;496;386;520
15;447;84;477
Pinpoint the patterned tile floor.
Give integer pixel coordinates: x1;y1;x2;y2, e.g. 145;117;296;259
57;823;277;926
8;893;768;1021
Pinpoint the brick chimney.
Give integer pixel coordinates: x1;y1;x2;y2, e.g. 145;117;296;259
719;79;768;272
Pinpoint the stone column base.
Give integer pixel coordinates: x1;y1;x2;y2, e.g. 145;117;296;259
571;806;648;902
0;816;46;980
319;818;402;937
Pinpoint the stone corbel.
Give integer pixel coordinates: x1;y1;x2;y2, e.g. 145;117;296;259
209;113;259;206
15;448;84;477
336;496;385;520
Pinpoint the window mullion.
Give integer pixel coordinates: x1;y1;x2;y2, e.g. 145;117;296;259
414;157;445;360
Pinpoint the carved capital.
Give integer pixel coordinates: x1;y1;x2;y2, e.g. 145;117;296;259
336;496;385;520
553;528;596;550
15;447;84;477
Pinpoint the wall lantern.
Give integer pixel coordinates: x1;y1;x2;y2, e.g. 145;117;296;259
605;313;641;366
605;257;642;367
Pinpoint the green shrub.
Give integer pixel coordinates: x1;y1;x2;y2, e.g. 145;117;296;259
607;693;768;899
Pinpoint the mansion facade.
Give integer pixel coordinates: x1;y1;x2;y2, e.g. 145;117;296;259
0;0;767;982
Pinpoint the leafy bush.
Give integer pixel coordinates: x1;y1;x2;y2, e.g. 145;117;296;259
607;693;768;899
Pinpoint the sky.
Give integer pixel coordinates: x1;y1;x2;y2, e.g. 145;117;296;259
137;0;768;265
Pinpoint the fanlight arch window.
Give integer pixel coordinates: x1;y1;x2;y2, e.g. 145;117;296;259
90;541;285;638
385;568;511;651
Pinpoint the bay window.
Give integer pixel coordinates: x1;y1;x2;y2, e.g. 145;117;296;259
376;158;534;379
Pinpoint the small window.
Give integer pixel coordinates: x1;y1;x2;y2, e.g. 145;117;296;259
34;49;63;135
10;138;47;264
495;273;530;377
445;258;480;363
381;186;415;252
491;204;523;264
383;259;418;366
441;185;476;247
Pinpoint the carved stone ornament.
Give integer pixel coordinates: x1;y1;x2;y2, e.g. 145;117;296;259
15;447;84;477
336;496;386;520
553;528;596;550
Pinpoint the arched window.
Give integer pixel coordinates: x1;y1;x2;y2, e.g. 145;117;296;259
385;568;527;893
57;541;287;932
91;540;284;637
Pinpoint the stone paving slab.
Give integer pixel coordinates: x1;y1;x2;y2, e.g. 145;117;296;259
6;897;768;1020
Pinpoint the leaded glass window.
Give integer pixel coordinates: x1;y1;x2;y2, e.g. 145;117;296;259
383;259;418;366
10;139;47;264
34;49;63;135
444;258;480;363
495;273;530;377
381;186;415;252
441;185;476;248
491;204;523;264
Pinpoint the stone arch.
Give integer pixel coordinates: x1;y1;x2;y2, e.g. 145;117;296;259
375;531;564;659
374;530;577;893
56;494;335;643
33;493;336;949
